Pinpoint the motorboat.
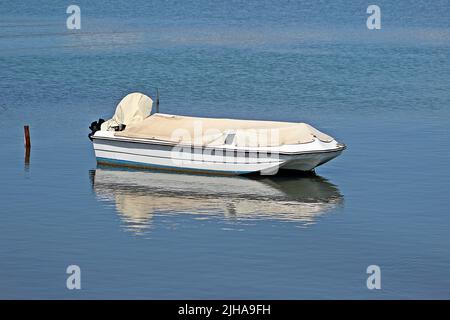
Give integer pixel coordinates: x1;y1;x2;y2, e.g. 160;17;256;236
89;92;345;175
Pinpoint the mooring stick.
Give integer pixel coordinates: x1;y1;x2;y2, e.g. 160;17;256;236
24;125;31;148
24;125;31;166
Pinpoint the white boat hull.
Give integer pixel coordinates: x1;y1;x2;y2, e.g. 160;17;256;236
92;132;345;175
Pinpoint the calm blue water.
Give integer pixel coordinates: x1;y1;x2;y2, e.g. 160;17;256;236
1;0;449;299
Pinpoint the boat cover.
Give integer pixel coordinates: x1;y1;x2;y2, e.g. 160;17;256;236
115;113;334;147
101;92;153;131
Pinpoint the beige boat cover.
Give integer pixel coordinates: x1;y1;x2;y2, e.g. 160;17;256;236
101;92;153;131
116;113;334;147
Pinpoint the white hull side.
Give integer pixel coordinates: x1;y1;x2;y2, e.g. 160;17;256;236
92;135;344;175
281;150;343;171
93;138;283;174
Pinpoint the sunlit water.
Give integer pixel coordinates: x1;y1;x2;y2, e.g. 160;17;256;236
1;0;449;299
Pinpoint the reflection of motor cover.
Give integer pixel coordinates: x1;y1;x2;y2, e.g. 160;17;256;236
115;113;333;146
101;92;153;131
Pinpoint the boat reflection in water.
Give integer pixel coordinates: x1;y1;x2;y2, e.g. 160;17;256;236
90;167;343;234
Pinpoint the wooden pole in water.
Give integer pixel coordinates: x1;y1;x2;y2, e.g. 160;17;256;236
24;125;31;165
24;125;31;148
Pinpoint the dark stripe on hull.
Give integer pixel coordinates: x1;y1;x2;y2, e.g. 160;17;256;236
96;157;254;175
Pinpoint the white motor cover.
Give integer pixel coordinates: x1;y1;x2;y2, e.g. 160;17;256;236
101;92;153;131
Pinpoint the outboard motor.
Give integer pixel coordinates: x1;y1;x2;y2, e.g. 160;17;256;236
88;118;105;141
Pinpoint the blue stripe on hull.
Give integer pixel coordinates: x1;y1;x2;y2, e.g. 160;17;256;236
96;157;253;175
